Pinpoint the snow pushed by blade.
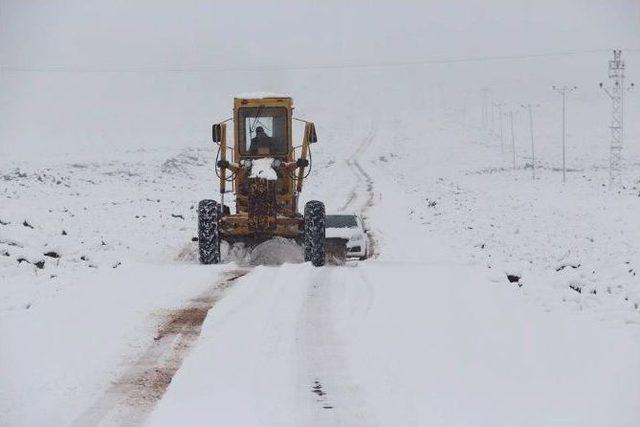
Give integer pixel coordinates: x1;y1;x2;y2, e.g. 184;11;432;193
224;237;304;266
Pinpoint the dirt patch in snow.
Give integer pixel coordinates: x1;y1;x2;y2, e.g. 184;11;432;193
72;269;250;426
156;306;211;340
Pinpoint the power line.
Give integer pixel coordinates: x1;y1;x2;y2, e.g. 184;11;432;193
1;47;639;74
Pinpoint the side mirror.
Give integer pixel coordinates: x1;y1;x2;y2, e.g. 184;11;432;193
212;124;223;143
306;122;318;144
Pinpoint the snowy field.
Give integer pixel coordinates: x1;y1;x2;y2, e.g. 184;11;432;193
2;1;640;426
2;100;640;425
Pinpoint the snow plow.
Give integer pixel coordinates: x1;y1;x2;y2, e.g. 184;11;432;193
198;94;326;266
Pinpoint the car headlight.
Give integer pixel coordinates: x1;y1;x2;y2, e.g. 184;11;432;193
351;233;363;242
271;159;282;168
241;159;253;168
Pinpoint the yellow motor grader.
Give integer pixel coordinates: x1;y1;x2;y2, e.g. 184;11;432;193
198;94;326;266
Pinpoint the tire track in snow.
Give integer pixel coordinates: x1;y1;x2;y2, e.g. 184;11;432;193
296;267;376;427
340;122;379;258
71;268;251;427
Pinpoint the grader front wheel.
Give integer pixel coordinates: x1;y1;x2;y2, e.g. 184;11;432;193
304;200;326;267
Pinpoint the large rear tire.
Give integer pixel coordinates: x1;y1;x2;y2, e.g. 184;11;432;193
198;199;221;264
304;201;325;267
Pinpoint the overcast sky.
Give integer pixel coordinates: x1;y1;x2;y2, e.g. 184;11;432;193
1;1;638;69
1;1;639;157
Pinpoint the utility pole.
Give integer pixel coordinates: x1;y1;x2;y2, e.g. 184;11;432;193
552;85;577;183
490;95;495;135
481;88;489;129
521;104;538;180
465;89;471;124
509;110;516;169
600;49;634;187
495;103;506;153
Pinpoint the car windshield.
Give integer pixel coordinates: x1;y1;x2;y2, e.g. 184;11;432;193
237;106;288;156
326;215;358;228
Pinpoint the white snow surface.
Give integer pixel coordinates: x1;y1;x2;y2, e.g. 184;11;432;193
146;264;640;427
235;92;291;100
2;103;639;425
249;157;278;180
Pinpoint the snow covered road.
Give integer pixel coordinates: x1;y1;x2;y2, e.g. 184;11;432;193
72;268;250;427
146;261;640;427
0;263;250;426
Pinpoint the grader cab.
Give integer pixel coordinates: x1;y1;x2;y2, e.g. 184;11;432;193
198;94;326;266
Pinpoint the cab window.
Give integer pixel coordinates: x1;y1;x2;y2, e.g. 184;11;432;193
237;107;288;156
326;215;358;228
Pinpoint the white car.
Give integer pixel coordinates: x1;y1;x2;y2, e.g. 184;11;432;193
325;213;369;260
